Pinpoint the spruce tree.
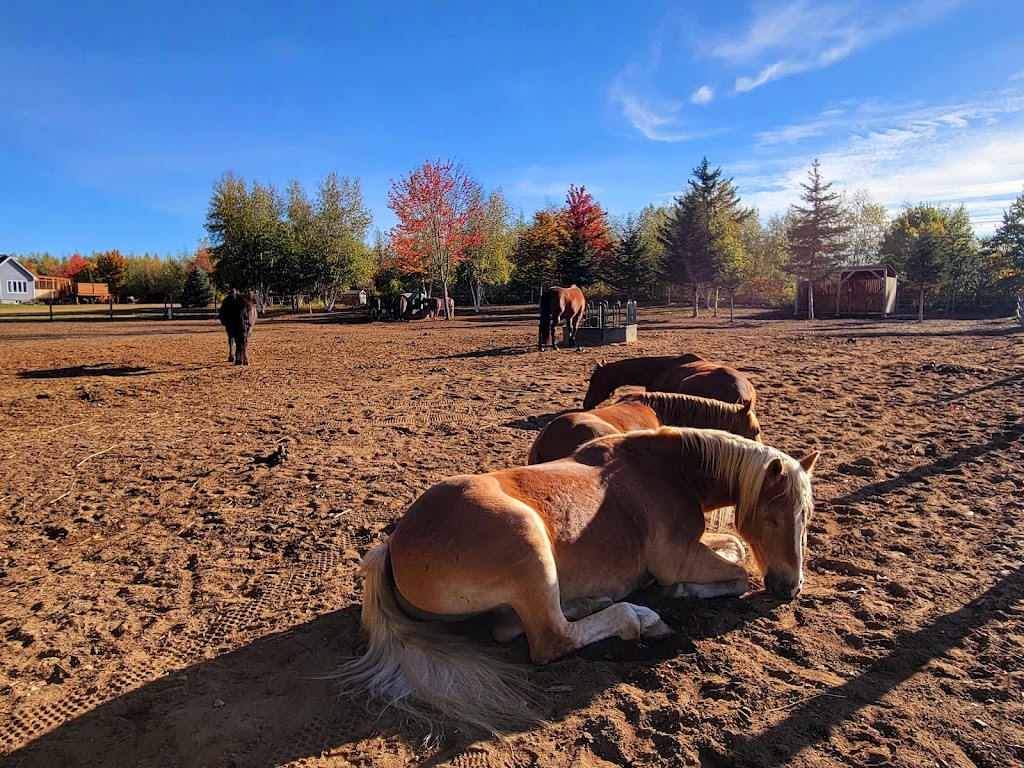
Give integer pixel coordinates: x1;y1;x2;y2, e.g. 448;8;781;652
786;160;851;319
181;266;215;308
663;158;750;316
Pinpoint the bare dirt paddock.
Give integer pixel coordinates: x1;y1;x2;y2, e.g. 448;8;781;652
1;307;1022;768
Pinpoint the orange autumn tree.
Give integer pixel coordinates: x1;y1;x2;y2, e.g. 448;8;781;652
387;160;483;319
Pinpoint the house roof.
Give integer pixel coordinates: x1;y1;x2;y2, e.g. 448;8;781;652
0;255;37;282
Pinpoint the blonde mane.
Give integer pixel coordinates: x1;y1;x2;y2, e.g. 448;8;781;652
669;428;810;529
620;392;745;429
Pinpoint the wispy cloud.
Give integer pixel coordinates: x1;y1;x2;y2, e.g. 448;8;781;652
690;85;714;105
735;90;1024;234
608;73;707;142
710;0;962;93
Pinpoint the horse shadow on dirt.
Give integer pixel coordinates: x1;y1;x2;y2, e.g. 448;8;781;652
697;566;1024;767
503;410;563;431
419;345;537;360
16;363;157;379
2;587;792;767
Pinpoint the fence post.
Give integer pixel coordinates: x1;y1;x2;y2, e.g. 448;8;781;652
108;297;113;319
49;302;54;321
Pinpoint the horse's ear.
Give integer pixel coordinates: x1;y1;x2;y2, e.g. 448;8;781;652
766;457;784;482
598;357;606;368
740;400;751;413
798;451;820;474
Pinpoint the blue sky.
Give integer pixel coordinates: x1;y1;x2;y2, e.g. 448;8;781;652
2;0;1023;256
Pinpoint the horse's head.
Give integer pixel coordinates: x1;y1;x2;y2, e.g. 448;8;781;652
739;450;819;599
582;359;608;409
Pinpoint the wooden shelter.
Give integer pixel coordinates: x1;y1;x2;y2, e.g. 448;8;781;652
797;263;898;317
837;264;898;316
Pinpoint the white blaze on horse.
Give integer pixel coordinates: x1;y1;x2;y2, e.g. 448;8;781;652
334;428;819;733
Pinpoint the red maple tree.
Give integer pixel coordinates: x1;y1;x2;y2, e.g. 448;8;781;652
387;160;483;319
563;184;612;258
61;253;93;280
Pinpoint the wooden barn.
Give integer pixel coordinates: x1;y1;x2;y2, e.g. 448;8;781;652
338;289;367;306
797;264;898;317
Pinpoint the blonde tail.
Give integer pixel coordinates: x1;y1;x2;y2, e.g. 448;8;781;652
332;543;537;735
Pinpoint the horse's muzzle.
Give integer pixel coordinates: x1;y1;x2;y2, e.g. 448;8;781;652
765;570;802;599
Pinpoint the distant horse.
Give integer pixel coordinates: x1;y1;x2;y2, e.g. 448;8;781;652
218;290;257;365
528;392;761;464
392;294;410;322
583;354;756;410
368;296;384;321
425;296;444;319
538;285;586;351
333;428;818;733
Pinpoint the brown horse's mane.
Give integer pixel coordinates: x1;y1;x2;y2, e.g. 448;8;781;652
616;392;746;428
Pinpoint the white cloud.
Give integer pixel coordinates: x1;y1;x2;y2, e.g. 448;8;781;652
690;85;714;105
710;0;962;93
608;74;705;142
736;91;1024;234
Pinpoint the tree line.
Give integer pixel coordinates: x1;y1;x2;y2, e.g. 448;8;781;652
13;159;1024;318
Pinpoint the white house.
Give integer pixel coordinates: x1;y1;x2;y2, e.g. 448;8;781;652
0;255;36;304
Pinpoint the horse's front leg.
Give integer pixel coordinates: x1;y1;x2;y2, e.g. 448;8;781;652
654;538;749;600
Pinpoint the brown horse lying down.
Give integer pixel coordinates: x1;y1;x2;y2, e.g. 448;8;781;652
335;428;818;733
582;353;756;410
528;392;761;464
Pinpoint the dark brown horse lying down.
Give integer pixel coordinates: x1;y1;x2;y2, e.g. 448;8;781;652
528;392;761;464
335;428;818;733
582;353;756;410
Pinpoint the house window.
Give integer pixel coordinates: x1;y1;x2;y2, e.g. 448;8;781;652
7;280;28;293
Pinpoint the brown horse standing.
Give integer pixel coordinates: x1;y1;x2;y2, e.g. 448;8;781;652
333;428;819;733
528;392;761;464
218;289;257;365
425;296;444;319
583;354;756;410
538;285;586;351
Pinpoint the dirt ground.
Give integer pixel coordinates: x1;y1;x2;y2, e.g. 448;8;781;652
1;306;1022;768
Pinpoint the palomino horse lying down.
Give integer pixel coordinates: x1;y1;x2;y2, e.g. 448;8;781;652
528;392;761;464
583;354;756;410
335;428;818;733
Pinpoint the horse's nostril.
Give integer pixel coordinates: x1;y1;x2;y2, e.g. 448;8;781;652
765;570;797;599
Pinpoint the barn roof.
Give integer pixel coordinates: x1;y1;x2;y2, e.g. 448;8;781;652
840;263;897;278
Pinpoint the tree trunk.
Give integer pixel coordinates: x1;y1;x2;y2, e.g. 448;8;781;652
918;287;925;323
692;283;699;318
793;285;799;316
442;281;451;321
807;282;815;320
714;288;719;317
730;295;735;323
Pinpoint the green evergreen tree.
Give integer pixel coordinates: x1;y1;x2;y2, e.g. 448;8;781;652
180;266;215;308
994;187;1024;295
786;160;851;319
663;158;751;316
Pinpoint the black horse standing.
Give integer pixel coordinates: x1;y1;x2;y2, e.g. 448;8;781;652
218;290;257;365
